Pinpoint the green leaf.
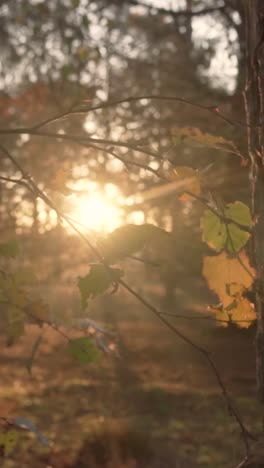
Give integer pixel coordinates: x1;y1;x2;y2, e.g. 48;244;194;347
103;224;170;262
78;265;123;309
0;239;19;258
201;201;252;253
225;223;250;254
201;210;227;252
224;202;252;254
71;0;79;7
225;201;253;228
68;336;100;364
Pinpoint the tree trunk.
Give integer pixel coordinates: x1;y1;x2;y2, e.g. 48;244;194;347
245;1;264;403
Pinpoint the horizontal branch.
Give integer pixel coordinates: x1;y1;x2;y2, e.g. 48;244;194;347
0;95;251;134
160;311;254;324
0;128;162;160
129;0;226;19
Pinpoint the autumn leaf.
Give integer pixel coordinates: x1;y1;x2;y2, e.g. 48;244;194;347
102;224;170;262
78;264;124;309
201;201;252;253
172;127;234;149
224;201;252;253
203;251;255;307
68;336;100;364
201;210;226;252
230;296;255;328
203;252;255;327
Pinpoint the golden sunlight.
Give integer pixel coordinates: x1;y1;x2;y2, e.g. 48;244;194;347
68;184;124;233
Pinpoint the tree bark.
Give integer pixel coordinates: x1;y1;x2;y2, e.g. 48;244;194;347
245;1;264;403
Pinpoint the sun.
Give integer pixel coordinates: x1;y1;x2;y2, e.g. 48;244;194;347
68;187;123;233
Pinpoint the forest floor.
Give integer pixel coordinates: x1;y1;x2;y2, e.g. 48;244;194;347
0;280;259;468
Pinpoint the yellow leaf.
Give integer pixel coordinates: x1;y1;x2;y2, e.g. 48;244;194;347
231;296;255;328
208;304;230;328
203;251;255;307
172;127;233;148
226;282;245;297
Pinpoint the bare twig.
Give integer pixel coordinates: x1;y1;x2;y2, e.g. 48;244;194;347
159;311;254;324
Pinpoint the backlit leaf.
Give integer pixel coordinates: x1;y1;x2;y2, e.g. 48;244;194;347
226;282;245;297
225;223;250;254
203;251;255;308
230;296;255;328
224;201;252;254
225;201;253;228
203;252;255;327
78;264;124;309
201;210;226;252
201;201;252;253
68;336;100;364
172;127;233;149
102;224;170;262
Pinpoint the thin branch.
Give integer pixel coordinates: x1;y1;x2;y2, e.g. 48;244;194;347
160;311;254;324
129;0;226;19
0;129;162;160
119;278;254;455
86;142;165;179
0;95;261;133
0;175;32;191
